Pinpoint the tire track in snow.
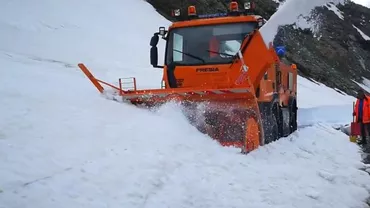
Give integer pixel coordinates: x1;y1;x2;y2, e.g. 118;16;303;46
22;167;73;187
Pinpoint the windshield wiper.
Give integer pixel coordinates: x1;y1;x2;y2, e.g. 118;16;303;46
173;49;205;63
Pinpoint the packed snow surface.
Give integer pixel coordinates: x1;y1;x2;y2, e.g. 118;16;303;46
1;0;370;208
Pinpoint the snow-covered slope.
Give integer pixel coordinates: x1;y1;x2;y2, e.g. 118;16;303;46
260;0;346;46
352;0;370;8
1;0;370;208
0;0;170;88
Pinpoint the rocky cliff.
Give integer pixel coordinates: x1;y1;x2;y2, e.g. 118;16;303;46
145;0;370;96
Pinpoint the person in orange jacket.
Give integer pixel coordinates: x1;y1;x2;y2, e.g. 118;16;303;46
353;89;370;145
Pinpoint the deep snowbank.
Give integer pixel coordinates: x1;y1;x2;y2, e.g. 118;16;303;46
299;105;352;127
297;76;354;108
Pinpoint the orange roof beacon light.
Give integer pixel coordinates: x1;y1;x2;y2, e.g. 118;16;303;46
188;6;196;16
229;1;239;12
291;64;297;70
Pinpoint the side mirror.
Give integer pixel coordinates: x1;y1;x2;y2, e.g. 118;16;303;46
149;32;164;68
150;34;159;47
150;46;158;67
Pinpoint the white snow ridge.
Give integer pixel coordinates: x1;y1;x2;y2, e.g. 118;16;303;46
0;0;370;208
353;24;370;41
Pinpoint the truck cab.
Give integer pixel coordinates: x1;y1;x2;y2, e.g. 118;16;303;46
150;3;266;89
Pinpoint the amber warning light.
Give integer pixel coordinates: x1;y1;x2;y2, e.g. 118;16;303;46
171;1;256;19
188;6;196;16
291;64;297;70
229;2;239;12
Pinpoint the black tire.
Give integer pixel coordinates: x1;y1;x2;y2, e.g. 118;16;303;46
273;103;284;139
288;97;298;133
270;103;280;142
259;101;279;144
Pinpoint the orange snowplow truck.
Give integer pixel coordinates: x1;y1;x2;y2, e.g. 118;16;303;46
77;1;298;154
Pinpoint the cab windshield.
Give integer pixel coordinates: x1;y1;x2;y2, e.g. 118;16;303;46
165;22;258;66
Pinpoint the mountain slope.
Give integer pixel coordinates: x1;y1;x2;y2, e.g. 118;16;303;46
0;0;370;207
0;0;170;87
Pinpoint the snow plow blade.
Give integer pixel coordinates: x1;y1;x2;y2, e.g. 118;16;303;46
77;63;263;153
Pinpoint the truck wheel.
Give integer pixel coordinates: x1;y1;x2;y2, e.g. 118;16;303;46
288;97;298;133
259;101;279;144
273;103;284;139
269;102;280;142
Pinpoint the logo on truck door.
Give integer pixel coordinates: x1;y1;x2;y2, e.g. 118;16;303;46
195;67;219;72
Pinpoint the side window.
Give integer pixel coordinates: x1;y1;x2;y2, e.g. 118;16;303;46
173;33;183;62
288;72;293;90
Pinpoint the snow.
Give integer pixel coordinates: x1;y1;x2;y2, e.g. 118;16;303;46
353;24;370;41
0;0;170;85
352;0;370;8
1;0;370;207
271;0;285;9
325;2;345;20
363;78;370;88
260;0;345;47
353;77;370;93
297;76;354;108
